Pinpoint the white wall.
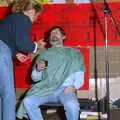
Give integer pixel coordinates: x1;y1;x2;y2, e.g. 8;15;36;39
77;78;120;102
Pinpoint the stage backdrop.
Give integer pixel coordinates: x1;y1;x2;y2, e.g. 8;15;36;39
1;2;120;89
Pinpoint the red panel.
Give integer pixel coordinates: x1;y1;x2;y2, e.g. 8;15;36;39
13;48;89;89
79;48;90;90
13;59;32;88
0;7;11;19
2;2;120;89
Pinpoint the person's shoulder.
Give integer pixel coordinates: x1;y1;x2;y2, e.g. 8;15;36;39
12;12;31;24
65;47;76;52
67;47;83;55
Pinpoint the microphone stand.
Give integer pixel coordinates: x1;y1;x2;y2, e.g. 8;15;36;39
103;1;110;118
89;1;101;119
90;1;120;120
89;0;106;119
103;0;120;120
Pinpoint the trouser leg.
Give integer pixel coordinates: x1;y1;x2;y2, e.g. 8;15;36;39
0;40;15;120
59;91;80;120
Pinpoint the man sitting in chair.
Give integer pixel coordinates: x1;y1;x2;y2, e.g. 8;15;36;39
17;26;85;120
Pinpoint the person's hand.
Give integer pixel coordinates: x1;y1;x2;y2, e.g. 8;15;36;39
37;39;46;48
64;86;76;93
16;53;30;63
30;39;47;61
36;60;47;71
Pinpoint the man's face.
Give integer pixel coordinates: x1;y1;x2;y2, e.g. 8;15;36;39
49;28;65;46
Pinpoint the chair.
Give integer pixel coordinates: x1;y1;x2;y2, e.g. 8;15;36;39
40;102;66;120
41;101;81;120
16;89;81;120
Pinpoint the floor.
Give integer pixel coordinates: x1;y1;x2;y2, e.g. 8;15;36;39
45;112;64;120
16;111;66;120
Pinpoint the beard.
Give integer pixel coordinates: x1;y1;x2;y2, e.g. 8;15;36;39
50;40;60;46
50;37;61;46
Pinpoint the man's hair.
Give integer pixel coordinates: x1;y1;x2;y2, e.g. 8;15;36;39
44;26;66;43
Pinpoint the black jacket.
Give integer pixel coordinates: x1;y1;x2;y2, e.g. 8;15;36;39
0;12;35;57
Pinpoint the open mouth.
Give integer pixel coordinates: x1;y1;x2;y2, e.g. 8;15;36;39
51;36;58;42
51;39;58;42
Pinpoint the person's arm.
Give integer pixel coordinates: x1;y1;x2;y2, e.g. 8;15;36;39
31;60;47;82
73;71;84;89
14;18;37;53
16;53;30;62
64;71;84;93
31;68;43;82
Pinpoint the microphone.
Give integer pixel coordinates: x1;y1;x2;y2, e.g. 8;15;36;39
103;0;112;15
103;0;120;36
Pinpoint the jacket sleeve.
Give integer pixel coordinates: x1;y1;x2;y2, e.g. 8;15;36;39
14;19;36;53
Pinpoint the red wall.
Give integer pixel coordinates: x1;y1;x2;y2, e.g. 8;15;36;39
2;2;120;90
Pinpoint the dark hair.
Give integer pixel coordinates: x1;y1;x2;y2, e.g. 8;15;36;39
44;26;66;42
12;0;42;13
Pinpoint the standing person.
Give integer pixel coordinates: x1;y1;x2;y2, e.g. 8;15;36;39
17;26;85;120
0;0;42;120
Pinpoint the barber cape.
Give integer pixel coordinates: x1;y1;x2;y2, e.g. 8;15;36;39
16;47;85;119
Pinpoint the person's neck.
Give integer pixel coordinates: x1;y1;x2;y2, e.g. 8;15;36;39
23;12;33;22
